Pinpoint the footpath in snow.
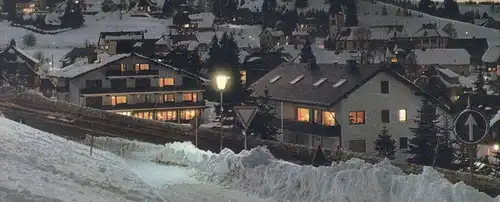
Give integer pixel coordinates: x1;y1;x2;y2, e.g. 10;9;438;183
88;136;500;202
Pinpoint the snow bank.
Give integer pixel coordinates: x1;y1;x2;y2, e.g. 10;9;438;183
88;137;500;202
0;117;166;201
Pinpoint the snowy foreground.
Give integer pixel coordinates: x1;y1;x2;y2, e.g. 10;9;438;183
1;116;500;202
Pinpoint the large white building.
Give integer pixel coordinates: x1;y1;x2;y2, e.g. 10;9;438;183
250;60;452;158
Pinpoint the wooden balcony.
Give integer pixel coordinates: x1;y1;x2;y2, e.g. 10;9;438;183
105;70;159;77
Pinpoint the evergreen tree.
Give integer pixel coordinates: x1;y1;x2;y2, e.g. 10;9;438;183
220;32;245;104
418;0;434;14
173;12;190;27
281;10;299;35
312;145;327;167
442;22;457;38
299;39;316;63
434;113;456;169
374;126;396;160
62;0;85;28
188;51;202;74
248;89;279;140
443;0;460;19
220;32;240;66
483;12;490;19
329;0;342;15
162;0;174;17
5;0;17;21
344;0;359;26
295;0;308;9
206;35;222;70
473;67;487;95
382;5;388;16
407;100;440;166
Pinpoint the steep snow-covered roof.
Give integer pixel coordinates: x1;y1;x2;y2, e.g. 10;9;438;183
281;45;361;64
482;41;500;63
412;49;470;65
340;26;405;41
188;13;215;29
10;46;41;64
49;53;130;78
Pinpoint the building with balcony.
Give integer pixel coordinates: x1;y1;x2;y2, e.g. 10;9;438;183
49;52;209;123
250;60;451;158
0;39;41;90
97;31;145;55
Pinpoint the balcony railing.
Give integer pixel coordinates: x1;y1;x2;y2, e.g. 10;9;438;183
90;101;206;110
272;118;341;137
105;70;159;77
81;85;203;94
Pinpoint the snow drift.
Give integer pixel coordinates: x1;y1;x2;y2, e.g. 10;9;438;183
87;136;500;202
0;117;166;202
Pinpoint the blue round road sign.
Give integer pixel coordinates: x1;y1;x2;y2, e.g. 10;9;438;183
453;108;489;145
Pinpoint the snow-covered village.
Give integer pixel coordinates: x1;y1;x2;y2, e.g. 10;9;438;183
2;0;500;201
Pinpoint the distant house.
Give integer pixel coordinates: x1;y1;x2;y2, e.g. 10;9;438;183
60;47;98;67
259;28;286;50
15;0;46;14
406;48;471;76
154;33;201;55
136;0;158;13
328;12;345;38
0;39;41;90
188;12;215;32
399;23;449;49
250;61;451;157
97;31;145;55
481;41;500;75
336;25;406;51
297;17;317;34
447;38;488;65
49;52;209;123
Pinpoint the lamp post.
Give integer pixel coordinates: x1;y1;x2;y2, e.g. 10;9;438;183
216;74;229;152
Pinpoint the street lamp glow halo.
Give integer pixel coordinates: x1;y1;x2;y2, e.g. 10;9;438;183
494;144;499;151
216;75;229;90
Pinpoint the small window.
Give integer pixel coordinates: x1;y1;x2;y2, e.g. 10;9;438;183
163;94;175;102
400;137;408;149
381;81;389;94
399;109;407;122
381;110;390;123
322;111;335;126
180;109;198;120
133;111;153;120
111;96;127;106
240;71;247;85
269;75;282;83
159;78;175;87
183;93;197;102
289;74;304;84
135;64;150;71
349;111;365;125
116;111;132;116
333;79;347;88
297;107;310;122
120;64;126;72
313;78;327;87
157;110;177;121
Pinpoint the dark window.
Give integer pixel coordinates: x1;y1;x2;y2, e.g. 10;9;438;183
110;79;127;89
400;137;408;149
85;80;102;89
349;140;366;153
135;78;151;88
381;110;390;123
381;81;389;94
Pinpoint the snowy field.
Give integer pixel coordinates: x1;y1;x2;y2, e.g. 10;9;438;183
88;136;500;202
0;116;273;202
459;4;500;21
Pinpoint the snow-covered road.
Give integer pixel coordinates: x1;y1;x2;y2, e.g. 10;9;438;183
126;160;274;202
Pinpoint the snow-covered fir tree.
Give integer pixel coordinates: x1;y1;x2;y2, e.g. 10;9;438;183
374;126;396;160
248;89;279;140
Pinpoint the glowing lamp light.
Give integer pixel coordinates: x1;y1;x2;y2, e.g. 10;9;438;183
493;144;499;151
216;75;229;90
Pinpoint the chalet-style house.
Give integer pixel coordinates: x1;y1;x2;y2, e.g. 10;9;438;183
98;31;145;55
59;47;98;67
481;41;500;75
297;17;317;34
188;12;215;32
259;28;314;51
335;25;406;51
399;23;449;49
0;39;41;90
249;60;450;157
406;48;471;76
49;52;208;123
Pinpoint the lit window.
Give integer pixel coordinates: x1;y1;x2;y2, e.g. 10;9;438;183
183;24;190;28
180;110;198;120
322;111;336;126
399;109;407;122
183;93;197;102
297;108;310;122
120;64;126;72
349;111;365;125
240;71;247;85
159;78;175;87
111;96;127;105
135;64;150;71
116;111;132;116
163;94;175;102
133;112;153;120
391;57;398;63
157;111;177;121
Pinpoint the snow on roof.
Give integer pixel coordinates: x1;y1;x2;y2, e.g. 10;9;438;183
49;53;130;78
12;46;40;64
482;40;500;63
247;57;261;62
0;117;163;201
239;0;262;12
105;35;144;40
188;13;215;28
458;75;475;88
283;45;362;64
412;49;470;65
196;32;216;45
23;48;73;69
341;26;404;41
437;68;460;78
491;110;500;126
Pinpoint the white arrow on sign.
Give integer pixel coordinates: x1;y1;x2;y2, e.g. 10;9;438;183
464;114;477;141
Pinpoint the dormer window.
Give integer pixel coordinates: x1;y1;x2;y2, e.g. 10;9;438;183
135;64;150;71
313;78;327;87
270;75;281;83
290;74;304;84
333;79;347;88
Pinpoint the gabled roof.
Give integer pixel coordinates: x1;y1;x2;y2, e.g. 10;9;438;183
99;31;145;42
48;52;209;82
411;49;470;65
259;28;284;37
410;23;449;38
59;47;97;62
1;45;40;65
250;63;449;110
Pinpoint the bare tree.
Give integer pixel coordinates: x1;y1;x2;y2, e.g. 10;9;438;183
442;23;457;38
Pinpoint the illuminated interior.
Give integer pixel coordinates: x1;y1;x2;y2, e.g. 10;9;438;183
111;96;127;105
240;71;246;85
156;110;177;121
183;93;197;102
349;111;365;124
162;94;175;102
159;78;175;87
134;111;153;119
297;108;310;122
322;111;336;126
398;109;407;122
180;109;198;120
135;64;150;71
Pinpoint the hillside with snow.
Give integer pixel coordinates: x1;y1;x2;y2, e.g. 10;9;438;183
87;136;500;202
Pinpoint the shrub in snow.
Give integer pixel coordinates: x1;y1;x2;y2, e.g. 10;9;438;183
22;33;37;47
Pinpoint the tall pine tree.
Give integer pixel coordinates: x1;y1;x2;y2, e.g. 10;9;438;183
407;100;440;166
473;67;487;95
62;0;85;28
206;35;222;71
300;39;317;64
220;32;246;105
344;0;359;26
418;0;434;14
374;126;396;160
443;0;460;19
248;89;279;140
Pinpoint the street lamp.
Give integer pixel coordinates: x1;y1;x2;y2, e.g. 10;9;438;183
493;144;499;151
215;74;229;152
